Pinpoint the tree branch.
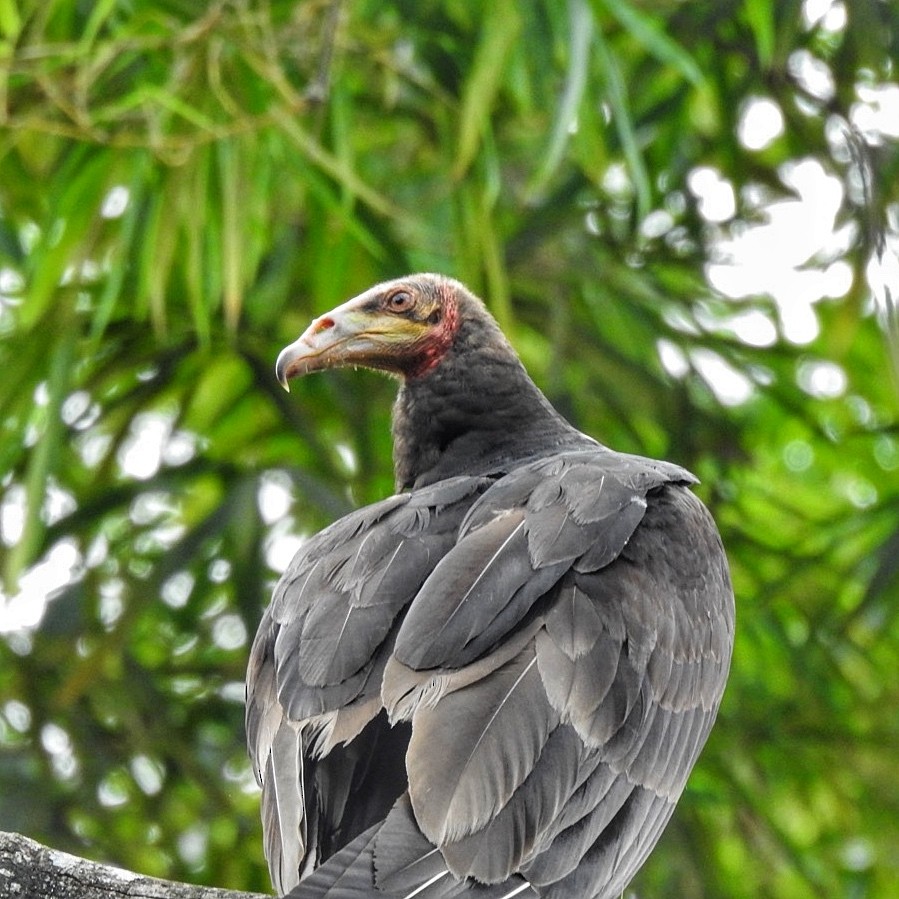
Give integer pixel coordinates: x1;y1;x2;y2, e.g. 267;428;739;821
0;832;268;899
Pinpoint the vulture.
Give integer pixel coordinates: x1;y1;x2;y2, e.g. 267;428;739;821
246;274;734;899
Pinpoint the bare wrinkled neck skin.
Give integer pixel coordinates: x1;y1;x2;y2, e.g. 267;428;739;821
392;298;592;490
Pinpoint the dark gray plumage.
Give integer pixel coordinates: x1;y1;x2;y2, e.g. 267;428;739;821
246;274;734;899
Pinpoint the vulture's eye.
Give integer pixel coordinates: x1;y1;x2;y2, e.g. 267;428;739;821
385;290;414;313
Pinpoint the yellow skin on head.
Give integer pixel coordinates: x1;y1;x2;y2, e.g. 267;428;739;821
276;280;454;387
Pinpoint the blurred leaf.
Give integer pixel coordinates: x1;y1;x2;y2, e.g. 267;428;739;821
453;0;522;178
742;0;778;68
3;324;76;590
592;22;652;216
0;0;20;40
527;0;594;201
593;0;705;86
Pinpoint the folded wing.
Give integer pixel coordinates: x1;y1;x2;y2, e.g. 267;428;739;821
249;450;734;899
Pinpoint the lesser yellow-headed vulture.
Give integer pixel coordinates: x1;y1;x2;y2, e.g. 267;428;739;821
246;274;734;899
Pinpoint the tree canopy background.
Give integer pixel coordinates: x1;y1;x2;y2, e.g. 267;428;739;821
1;1;898;896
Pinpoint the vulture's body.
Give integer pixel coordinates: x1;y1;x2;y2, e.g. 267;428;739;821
246;275;734;899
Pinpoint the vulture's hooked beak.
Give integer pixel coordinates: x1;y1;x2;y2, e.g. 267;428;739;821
275;294;426;390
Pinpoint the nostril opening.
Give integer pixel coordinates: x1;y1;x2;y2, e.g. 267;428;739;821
315;316;335;332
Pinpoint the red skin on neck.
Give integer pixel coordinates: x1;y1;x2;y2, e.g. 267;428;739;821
402;285;460;379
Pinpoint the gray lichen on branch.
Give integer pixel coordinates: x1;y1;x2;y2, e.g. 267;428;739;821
0;832;267;899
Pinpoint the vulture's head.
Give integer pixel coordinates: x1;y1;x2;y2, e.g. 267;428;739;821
276;273;574;488
276;275;473;387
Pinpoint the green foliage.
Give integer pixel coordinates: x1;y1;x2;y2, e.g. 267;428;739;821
1;1;898;895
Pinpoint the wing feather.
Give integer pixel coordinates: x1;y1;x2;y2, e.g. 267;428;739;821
438;724;589;882
247;477;492;893
263;720;307;893
407;646;559;846
248;447;733;898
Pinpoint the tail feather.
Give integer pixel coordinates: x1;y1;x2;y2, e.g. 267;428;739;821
286;795;538;899
287;822;380;899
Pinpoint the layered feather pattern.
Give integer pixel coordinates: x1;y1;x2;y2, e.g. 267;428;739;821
248;275;734;899
251;448;733;899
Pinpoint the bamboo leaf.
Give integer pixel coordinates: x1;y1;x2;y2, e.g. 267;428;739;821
592;0;705;87
453;0;522;179
0;0;20;41
139;185;177;335
78;0;119;52
218;140;242;333
91;153;150;341
3;326;76;591
21;149;110;330
527;0;594;200
592;23;652;217
179;151;213;346
742;0;776;69
278;114;405;222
